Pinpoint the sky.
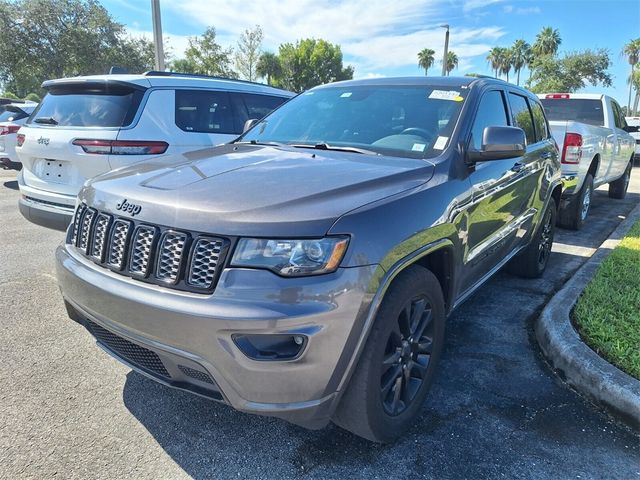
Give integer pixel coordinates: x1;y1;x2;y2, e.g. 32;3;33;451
102;0;640;103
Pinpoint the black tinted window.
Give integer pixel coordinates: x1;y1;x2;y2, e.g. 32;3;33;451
0;108;28;122
509;93;535;145
175;90;234;134
530;100;548;142
231;93;287;131
470;90;508;150
29;86;142;127
540;98;604;127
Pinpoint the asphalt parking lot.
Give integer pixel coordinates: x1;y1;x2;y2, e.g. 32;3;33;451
1;168;639;479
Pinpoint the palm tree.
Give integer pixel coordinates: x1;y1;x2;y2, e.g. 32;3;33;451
511;39;531;86
443;51;458;76
500;48;513;82
622;38;640;112
533;26;561;57
487;47;502;78
256;52;282;86
417;48;436;76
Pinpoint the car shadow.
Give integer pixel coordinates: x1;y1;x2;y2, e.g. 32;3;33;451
3;180;18;191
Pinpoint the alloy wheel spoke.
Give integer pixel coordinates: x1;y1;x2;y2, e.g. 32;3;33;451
383;348;402;367
409;299;426;334
381;365;402;398
416;337;433;354
413;307;432;340
390;376;403;413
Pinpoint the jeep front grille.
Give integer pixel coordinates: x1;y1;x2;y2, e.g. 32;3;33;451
68;204;229;293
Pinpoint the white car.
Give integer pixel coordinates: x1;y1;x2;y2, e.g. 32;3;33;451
16;72;294;230
0;102;37;170
625;116;640;162
538;93;636;229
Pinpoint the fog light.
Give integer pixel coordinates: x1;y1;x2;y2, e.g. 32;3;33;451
233;334;307;361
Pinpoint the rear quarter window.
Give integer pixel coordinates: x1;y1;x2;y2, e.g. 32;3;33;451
175;90;235;134
29;85;143;127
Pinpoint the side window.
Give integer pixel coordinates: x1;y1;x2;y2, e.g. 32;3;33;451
175;90;235;134
530;100;548;142
508;93;536;145
470;90;509;150
230;93;288;132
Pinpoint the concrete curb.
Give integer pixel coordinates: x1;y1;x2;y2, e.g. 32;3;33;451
536;201;640;431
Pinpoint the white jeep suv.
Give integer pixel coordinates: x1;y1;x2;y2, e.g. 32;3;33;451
16;72;294;230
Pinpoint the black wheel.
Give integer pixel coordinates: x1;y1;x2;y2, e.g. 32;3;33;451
608;161;632;199
332;265;445;443
557;174;593;230
507;197;556;278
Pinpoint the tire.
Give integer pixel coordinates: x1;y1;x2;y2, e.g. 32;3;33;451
507;197;556;279
608;161;632;199
557;174;593;230
332;265;445;443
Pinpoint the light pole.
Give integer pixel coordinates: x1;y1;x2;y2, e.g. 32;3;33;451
151;0;165;71
440;24;449;76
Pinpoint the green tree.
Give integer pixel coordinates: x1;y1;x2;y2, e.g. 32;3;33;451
533;26;562;57
528;49;612;93
622;38;640;112
443;51;458;76
25;93;41;102
417;48;436;76
487;47;502;78
275;39;353;92
1;91;18;100
234;25;263;81
511;39;531;86
183;27;236;78
500;48;513;82
256;52;282;85
0;0;154;97
169;57;199;74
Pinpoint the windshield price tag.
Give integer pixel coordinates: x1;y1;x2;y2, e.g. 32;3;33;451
433;136;448;150
429;90;461;101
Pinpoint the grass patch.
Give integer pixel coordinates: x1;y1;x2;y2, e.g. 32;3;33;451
573;220;640;380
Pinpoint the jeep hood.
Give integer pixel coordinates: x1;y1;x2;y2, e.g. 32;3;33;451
81;144;434;237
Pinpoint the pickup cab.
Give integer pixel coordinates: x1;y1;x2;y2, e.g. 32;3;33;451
539;93;636;229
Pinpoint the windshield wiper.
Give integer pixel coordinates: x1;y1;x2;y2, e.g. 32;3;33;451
234;140;286;147
290;142;378;155
34;116;58;125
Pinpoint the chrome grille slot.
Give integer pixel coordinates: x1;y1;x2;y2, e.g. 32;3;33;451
69;203;86;245
107;220;132;270
77;208;95;252
188;238;224;289
156;231;188;283
129;225;157;277
90;213;112;261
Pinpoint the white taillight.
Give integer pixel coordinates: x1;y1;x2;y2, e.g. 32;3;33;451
561;132;582;164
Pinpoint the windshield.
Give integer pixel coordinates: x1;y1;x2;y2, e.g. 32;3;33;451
540;98;604;127
239;85;466;159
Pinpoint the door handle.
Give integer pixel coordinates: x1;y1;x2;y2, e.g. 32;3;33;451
540;151;553;159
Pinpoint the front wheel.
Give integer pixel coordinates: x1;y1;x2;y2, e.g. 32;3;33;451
608;161;632;199
332;265;445;443
507;197;556;278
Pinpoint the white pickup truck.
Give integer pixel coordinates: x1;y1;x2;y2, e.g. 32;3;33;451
539;93;637;229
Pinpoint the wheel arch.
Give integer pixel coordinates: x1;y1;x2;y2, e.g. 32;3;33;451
588;154;600;178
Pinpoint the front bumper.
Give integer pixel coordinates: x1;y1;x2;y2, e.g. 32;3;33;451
56;243;378;429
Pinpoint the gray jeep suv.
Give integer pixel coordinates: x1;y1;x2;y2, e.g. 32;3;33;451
56;76;562;442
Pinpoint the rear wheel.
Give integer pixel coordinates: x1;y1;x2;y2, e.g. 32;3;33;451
332;265;445;443
507;197;556;278
557;174;593;230
608;161;632;199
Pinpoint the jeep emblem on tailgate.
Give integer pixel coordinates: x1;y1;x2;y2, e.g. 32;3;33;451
37;136;50;146
116;199;142;216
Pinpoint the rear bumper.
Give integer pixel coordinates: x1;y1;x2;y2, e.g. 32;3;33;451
55;242;378;429
17;171;74;230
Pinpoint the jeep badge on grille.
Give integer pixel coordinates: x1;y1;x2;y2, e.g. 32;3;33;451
116;199;142;216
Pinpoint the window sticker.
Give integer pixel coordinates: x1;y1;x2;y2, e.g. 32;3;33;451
453;95;464;102
340;92;353;98
433;136;448;150
412;143;426;152
428;90;461;101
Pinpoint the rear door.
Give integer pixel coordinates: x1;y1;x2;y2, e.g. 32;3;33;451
17;82;144;196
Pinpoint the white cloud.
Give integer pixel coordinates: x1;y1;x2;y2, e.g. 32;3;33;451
463;0;504;12
503;4;541;14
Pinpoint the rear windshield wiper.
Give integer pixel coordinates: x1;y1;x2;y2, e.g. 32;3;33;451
34;116;58;125
290;142;378;155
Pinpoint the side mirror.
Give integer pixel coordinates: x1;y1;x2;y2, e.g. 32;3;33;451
243;118;259;133
467;126;526;163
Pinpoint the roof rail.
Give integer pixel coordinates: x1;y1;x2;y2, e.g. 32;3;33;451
142;70;269;87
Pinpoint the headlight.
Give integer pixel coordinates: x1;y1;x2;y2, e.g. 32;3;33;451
231;237;349;277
